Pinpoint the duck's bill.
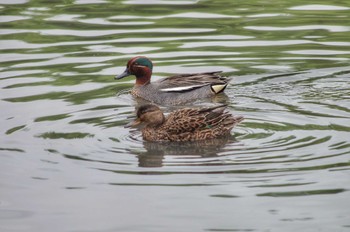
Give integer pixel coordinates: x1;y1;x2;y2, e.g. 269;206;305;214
115;69;130;80
124;118;142;128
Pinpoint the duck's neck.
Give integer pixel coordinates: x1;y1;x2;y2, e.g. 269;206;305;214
135;67;152;86
146;113;166;129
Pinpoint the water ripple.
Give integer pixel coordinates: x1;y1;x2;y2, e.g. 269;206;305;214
1;1;350;230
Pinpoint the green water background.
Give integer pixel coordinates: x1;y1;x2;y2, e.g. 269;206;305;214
1;0;350;231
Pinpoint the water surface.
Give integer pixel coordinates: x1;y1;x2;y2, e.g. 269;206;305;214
1;0;350;231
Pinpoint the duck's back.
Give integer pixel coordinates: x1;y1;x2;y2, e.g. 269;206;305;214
156;72;229;89
132;72;231;105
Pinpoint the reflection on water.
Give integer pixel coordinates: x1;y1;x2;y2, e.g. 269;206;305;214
1;0;350;231
137;135;238;168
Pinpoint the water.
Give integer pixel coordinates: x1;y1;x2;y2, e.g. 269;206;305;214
1;0;350;231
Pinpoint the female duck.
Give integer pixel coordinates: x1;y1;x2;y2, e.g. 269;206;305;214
127;104;243;142
115;56;231;105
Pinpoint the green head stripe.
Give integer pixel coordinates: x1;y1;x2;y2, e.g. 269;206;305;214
135;57;153;70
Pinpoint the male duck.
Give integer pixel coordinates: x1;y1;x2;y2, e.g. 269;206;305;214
127;104;243;142
115;56;231;105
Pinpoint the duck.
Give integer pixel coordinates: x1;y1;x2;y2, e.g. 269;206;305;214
127;104;243;142
115;56;231;105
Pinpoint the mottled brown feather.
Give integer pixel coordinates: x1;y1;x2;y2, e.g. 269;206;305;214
131;104;243;142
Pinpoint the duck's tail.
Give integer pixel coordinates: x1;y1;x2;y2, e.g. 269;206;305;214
210;82;229;94
224;115;244;129
201;104;243;130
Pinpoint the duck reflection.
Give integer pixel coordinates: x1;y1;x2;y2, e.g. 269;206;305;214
136;135;237;168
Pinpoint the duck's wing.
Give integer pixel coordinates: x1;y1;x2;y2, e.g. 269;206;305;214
156;72;231;94
163;105;238;134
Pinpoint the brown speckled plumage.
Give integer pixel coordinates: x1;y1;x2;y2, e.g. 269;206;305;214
129;104;244;142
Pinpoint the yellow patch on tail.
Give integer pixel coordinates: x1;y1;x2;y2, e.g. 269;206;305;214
211;84;228;94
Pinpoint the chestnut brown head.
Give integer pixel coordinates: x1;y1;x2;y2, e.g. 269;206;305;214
115;56;153;80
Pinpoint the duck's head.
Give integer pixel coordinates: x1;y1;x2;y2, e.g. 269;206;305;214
127;104;165;128
115;56;153;85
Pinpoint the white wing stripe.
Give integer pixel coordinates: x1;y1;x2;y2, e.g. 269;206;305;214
160;85;205;92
